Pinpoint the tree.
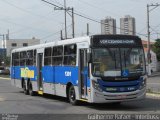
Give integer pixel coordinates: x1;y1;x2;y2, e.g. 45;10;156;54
5;56;11;66
152;39;160;61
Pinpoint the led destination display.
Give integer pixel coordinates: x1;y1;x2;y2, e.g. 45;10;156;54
91;35;142;48
99;39;135;44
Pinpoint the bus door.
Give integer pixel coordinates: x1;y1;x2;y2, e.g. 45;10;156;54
79;49;88;99
37;51;43;92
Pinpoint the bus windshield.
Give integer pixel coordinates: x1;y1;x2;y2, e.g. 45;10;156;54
92;47;146;77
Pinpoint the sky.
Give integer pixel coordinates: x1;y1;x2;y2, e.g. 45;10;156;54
0;0;160;43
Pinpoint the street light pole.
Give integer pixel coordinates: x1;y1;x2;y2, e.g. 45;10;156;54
146;3;160;75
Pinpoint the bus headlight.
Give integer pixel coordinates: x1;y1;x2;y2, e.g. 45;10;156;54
92;80;103;92
139;78;146;90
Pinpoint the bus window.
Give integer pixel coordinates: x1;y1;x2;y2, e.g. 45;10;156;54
44;47;52;65
52;46;63;66
13;52;20;66
26;50;33;66
20;51;27;66
64;44;77;66
33;50;36;65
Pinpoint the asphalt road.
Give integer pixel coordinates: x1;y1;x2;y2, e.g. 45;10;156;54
0;78;160;120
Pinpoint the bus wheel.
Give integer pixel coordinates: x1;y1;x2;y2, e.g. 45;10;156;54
68;85;78;105
28;82;35;96
23;81;29;95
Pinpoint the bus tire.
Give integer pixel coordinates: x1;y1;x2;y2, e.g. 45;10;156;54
68;85;78;105
23;81;29;95
28;81;35;96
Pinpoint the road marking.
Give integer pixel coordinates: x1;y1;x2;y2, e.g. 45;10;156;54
0;77;10;80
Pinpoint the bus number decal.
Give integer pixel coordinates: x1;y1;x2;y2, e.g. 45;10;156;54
65;71;71;77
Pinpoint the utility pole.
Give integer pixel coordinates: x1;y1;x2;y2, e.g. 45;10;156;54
60;30;63;40
87;23;89;36
72;8;75;38
64;0;67;39
42;0;75;39
54;0;74;39
147;3;160;75
6;29;9;40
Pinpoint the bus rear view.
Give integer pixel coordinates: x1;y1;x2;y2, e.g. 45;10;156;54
90;35;146;103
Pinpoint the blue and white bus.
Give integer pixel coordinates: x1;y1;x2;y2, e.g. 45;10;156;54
11;35;147;105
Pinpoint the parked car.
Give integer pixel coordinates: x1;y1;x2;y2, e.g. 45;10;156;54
0;66;10;75
0;66;5;74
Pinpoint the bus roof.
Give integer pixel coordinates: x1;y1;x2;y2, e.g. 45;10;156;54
11;36;90;53
11;34;142;53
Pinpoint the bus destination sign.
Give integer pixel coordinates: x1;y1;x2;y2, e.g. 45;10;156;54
91;38;141;48
99;39;135;45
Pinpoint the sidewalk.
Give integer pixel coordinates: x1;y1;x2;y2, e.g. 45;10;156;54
148;71;160;77
147;73;160;98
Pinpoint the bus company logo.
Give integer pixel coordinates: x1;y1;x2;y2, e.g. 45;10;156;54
21;67;34;78
100;39;135;44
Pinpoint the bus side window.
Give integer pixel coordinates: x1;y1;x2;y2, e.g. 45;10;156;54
44;47;52;66
52;46;63;66
63;44;77;66
26;50;33;66
33;50;36;66
13;52;20;66
20;51;26;66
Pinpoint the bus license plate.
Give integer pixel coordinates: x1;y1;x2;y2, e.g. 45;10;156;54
117;95;127;99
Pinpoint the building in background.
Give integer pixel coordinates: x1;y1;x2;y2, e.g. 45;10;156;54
120;15;136;35
0;37;40;56
142;40;158;73
101;17;116;35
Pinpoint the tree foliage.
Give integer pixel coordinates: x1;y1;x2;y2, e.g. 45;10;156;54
152;39;160;61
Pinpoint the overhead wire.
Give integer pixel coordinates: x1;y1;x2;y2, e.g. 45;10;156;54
41;0;148;38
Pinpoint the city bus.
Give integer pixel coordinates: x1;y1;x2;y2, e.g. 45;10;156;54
11;34;147;105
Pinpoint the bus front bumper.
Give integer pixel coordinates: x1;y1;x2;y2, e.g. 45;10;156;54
91;88;146;103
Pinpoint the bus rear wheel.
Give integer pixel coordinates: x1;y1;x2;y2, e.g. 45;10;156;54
23;81;29;95
68;85;78;105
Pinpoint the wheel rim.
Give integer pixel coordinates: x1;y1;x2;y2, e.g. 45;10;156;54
69;87;75;102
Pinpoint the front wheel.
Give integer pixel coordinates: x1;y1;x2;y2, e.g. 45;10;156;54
28;82;36;96
68;85;78;105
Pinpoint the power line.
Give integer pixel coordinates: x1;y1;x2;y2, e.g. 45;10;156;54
41;0;147;38
77;0;120;17
1;0;60;23
41;24;72;40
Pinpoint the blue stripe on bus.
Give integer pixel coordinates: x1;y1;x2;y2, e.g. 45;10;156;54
11;66;37;81
98;77;143;87
11;66;90;87
98;78;143;92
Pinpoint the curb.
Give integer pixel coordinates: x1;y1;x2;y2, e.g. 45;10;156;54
0;77;10;80
146;93;160;99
